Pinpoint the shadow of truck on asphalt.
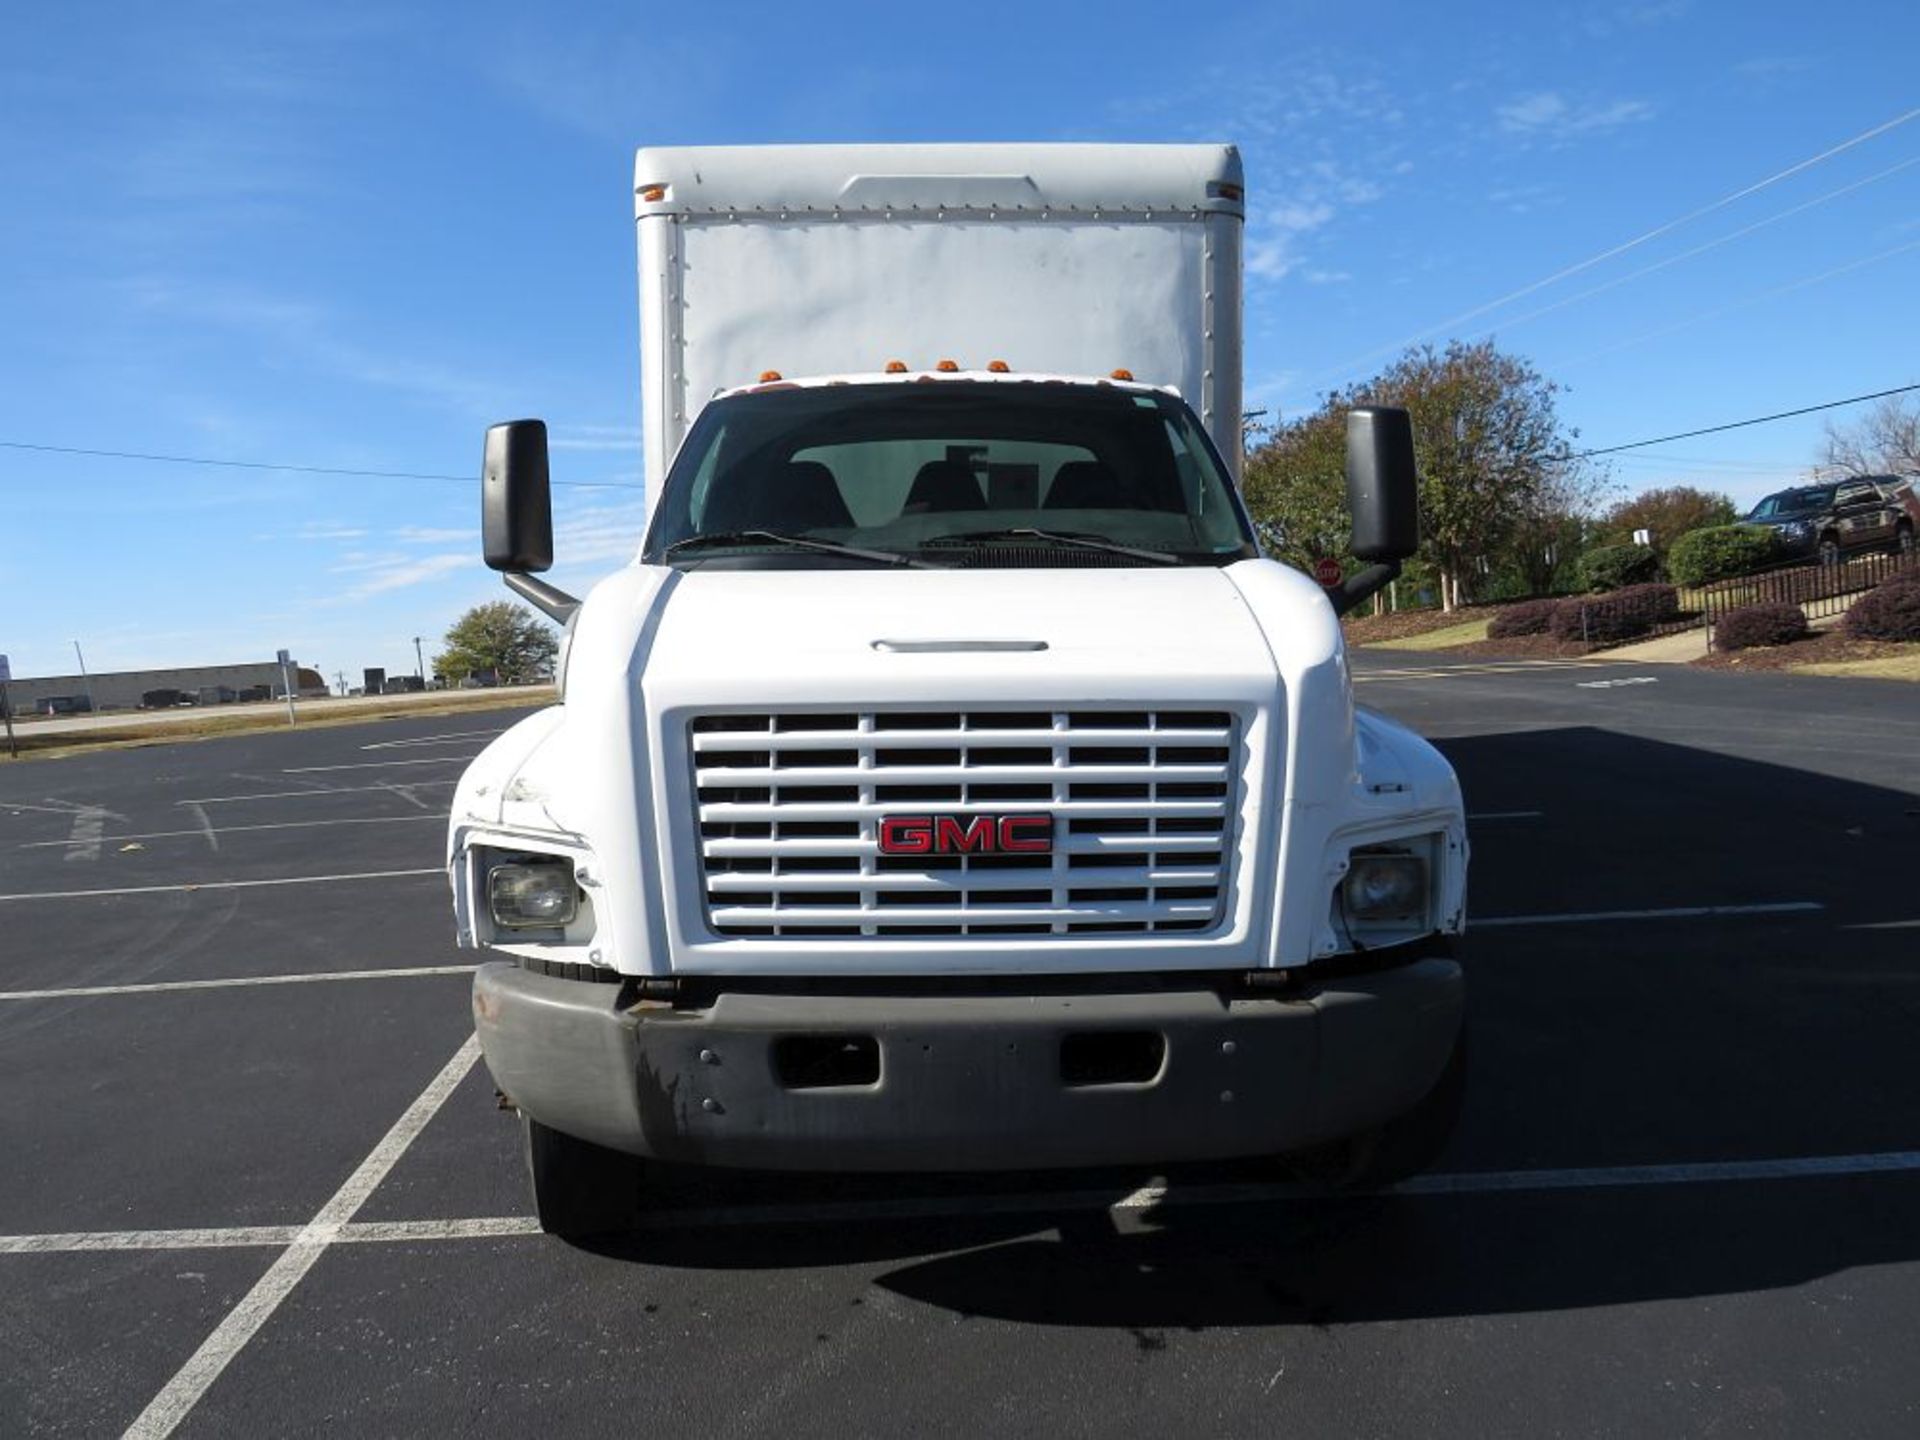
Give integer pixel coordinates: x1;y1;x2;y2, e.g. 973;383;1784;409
581;724;1920;1329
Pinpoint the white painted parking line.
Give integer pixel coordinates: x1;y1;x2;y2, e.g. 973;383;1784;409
0;867;441;903
1476;901;1823;928
1467;810;1544;821
1354;661;1622;683
361;729;502;751
1;801;122;817
62;804;111;864
280;756;477;774
182;780;458;805
0;965;476;1002
184;801;218;853
337;1217;544;1243
9;1147;1920;1260
19;814;444;850
122;1034;481;1440
0;1227;302;1255
1575;676;1659;689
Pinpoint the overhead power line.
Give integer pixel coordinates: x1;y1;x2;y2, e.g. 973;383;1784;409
1573;383;1920;458
1305;104;1920;389
0;439;646;490
1463;153;1920;344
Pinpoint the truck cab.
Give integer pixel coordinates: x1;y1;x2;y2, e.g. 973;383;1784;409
447;145;1468;1234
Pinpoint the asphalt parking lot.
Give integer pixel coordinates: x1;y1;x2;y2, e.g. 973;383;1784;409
4;658;1919;1437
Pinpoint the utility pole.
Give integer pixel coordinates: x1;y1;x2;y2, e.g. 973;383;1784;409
413;635;426;687
73;640;98;714
0;653;16;760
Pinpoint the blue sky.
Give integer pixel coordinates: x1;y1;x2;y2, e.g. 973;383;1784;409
2;1;1915;683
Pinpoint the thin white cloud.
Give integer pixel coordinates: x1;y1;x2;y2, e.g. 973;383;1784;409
1498;92;1656;139
394;525;476;545
1584;0;1691;37
551;424;642;452
1247;201;1336;280
332;551;473;600
553;498;650;568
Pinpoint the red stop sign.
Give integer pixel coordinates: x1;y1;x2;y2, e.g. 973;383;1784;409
1313;557;1343;587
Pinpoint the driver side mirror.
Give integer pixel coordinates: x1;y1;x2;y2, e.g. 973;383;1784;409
481;419;579;624
483;419;554;573
1346;406;1419;562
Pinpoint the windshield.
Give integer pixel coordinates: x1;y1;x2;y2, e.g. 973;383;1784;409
1748;487;1834;519
644;382;1257;566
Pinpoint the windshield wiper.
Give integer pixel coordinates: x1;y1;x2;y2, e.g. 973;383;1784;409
663;531;941;568
922;528;1184;565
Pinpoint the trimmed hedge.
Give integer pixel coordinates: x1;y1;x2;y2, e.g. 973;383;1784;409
1843;568;1920;642
1579;543;1662;592
1487;598;1561;638
1550;583;1681;644
1715;603;1809;651
1668;524;1778;586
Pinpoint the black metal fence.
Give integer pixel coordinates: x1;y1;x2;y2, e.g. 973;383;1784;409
1554;587;1702;652
1700;548;1918;649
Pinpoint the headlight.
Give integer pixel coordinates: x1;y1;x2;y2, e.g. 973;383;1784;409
488;860;578;929
1344;852;1427;922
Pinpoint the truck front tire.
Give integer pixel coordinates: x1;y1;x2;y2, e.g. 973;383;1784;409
524;1117;647;1237
1287;1026;1468;1191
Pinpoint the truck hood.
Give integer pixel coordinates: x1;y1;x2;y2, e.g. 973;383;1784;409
638;565;1283;705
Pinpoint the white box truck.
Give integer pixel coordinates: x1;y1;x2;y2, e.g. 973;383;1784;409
449;144;1468;1235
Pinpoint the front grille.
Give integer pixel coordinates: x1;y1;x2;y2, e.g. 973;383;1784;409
689;709;1238;938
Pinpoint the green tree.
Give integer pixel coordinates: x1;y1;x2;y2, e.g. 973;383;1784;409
1244;340;1602;610
434;602;558;685
1599;485;1738;559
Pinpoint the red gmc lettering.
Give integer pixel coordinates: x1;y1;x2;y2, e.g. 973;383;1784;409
878;816;932;854
878;813;1055;855
934;816;997;853
998;815;1053;852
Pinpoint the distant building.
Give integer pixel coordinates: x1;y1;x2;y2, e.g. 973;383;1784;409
3;662;326;714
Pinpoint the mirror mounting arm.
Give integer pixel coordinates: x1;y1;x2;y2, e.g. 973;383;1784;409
503;571;580;626
1327;560;1401;617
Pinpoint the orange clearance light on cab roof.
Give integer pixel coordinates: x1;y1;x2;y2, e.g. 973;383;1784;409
885;360;909;373
935;359;960;373
1110;368;1135;381
639;184;667;202
987;359;1010;373
759;369;783;382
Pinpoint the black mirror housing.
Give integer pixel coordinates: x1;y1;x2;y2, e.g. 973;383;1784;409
483;420;554;573
1345;406;1419;562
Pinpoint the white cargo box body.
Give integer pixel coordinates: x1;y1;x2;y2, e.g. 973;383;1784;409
633;142;1245;517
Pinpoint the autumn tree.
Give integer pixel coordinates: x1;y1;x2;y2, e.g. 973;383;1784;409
1598;485;1738;559
1824;396;1920;476
435;602;558;685
1245;340;1601;610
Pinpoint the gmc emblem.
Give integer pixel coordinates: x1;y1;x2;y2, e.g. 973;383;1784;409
877;814;1054;856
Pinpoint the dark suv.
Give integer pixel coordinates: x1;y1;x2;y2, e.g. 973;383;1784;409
1745;477;1915;564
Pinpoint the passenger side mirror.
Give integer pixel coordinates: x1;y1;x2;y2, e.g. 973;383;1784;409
483;420;554;573
1345;406;1420;562
1325;406;1418;616
481;419;580;625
